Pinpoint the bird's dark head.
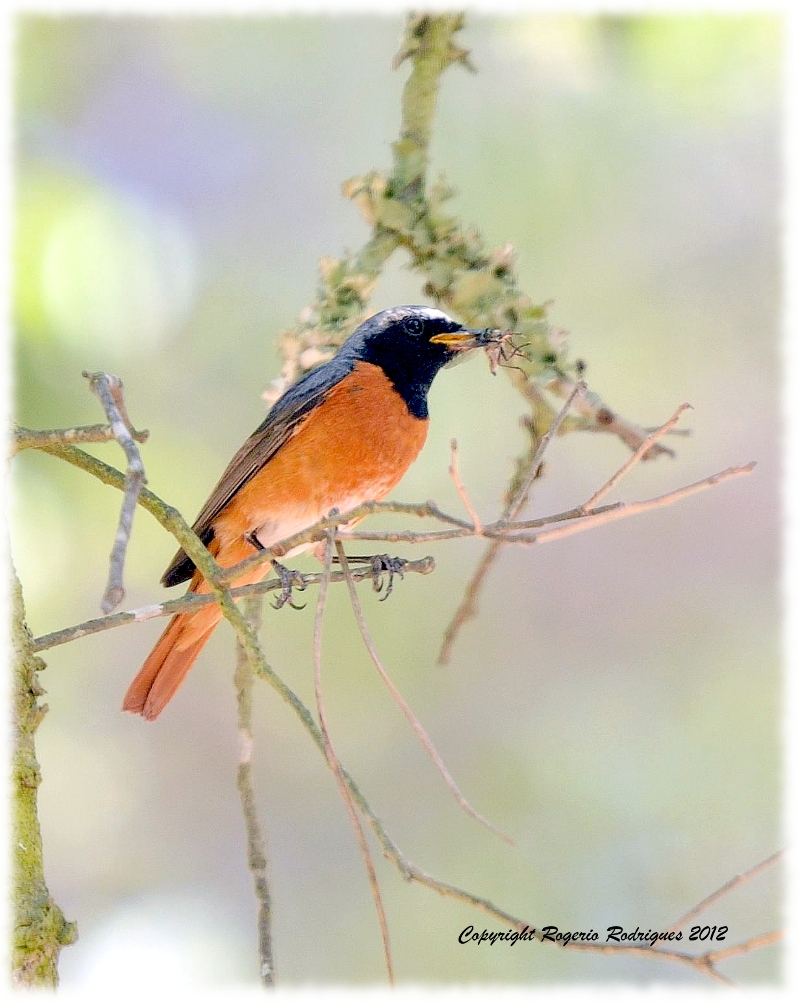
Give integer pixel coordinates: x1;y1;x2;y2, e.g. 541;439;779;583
345;305;485;419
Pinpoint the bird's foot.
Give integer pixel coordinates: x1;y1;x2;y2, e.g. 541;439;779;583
271;560;307;610
335;554;407;601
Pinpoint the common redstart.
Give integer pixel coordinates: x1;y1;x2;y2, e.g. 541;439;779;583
123;305;485;719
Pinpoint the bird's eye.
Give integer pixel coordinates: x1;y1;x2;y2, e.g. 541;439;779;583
403;316;425;337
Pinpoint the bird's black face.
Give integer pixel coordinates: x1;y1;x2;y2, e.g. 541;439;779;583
350;305;484;419
365;304;480;354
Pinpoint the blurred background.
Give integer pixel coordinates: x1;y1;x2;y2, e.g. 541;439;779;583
11;11;782;987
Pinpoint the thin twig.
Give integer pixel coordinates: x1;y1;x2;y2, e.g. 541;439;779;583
12;422;149;455
448;439;482;533
504;380;586;521
336;467;753;549
339;463;753;548
560;938;737;985
547;376;675;459
82;372;147;613
334;540;514;845
705;930;783;965
563;927;782;984
510;463;756;548
437;540;503;666
665;849;783;934
234;595;275;987
437;379;584;664
581;402;692;513
540;846;784;981
216;499;469;585
313;530;394;984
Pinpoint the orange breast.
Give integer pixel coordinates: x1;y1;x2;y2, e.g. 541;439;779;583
212;361;428;554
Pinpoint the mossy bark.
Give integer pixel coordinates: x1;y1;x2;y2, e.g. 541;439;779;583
11;566;77;987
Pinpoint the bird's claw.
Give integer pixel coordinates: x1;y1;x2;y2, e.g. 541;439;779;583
337;554;406;600
271;561;307;610
368;555;406;600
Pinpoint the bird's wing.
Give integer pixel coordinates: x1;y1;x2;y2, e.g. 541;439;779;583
162;355;354;587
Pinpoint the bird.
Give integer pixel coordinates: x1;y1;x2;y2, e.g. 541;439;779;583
123;305;485;720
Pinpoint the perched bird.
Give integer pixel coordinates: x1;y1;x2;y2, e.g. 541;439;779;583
123;305;484;719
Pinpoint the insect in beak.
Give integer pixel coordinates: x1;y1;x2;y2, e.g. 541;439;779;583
429;328;488;351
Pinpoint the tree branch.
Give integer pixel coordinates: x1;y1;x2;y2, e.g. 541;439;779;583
448;438;483;534
11;565;77;987
81;372;148;612
546;375;675;460
234;595;275;987
511;462;755;548
31;557;436;652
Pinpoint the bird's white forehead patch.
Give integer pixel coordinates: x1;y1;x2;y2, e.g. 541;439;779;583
415;306;451;321
383;305;454;325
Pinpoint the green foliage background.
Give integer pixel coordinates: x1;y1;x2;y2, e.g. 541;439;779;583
12;13;781;986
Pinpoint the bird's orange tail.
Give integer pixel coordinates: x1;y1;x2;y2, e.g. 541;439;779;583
124;535;266;720
123;598;224;720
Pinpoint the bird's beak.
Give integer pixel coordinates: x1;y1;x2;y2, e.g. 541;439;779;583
429;328;486;351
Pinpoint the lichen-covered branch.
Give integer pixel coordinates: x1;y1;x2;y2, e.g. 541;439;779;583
263;12;476;405
11;565;78;986
339;14;656;461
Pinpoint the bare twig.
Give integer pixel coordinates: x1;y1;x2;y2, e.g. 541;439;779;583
234;595;275;987
336;464;754;548
334;540;513;845
437;378;584;664
704;930;782;966
504;380;587;521
558;845;784;981
561;939;733;985
313;530;394;984
82;372;147;613
437;541;503;667
448;439;483;534
511;463;756;548
581;402;692;513
548;375;675;459
12;422;149;455
665;849;783;934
